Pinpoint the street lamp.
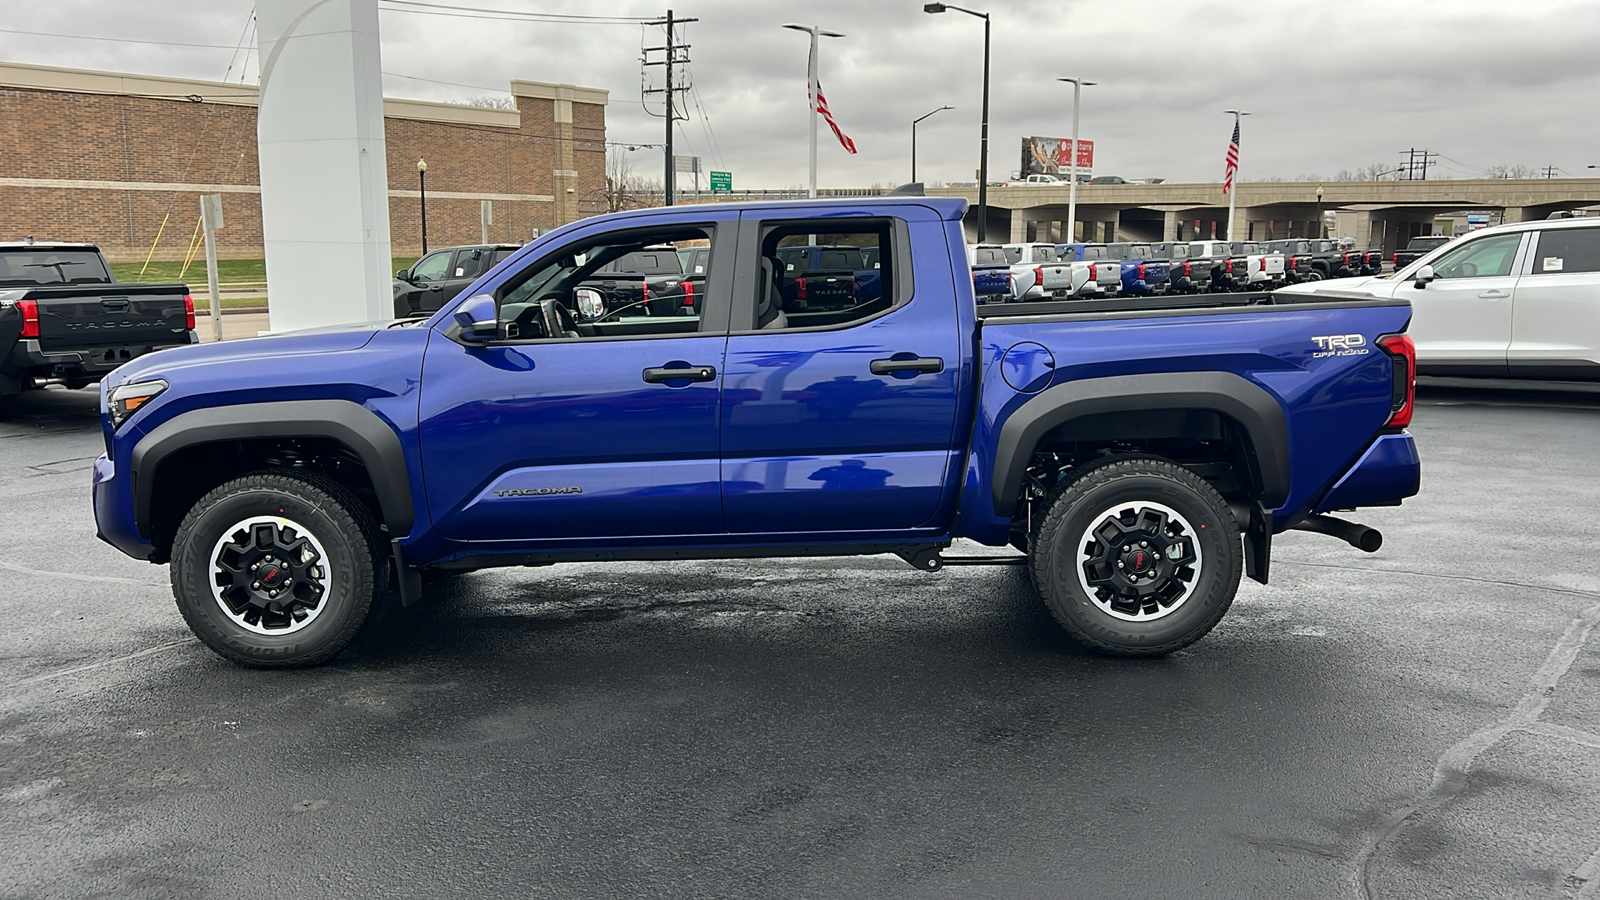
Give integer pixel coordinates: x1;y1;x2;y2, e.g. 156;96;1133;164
1057;77;1095;243
416;158;428;255
911;105;953;183
924;2;990;242
1223;109;1251;242
1315;185;1324;239
782;23;845;199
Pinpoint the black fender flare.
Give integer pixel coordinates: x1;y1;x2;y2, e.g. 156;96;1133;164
991;372;1290;517
130;399;414;538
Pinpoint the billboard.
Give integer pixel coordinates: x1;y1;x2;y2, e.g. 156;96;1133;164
1021;136;1094;178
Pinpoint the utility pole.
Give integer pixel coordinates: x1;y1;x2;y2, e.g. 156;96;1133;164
643;10;697;206
1543;165;1558;179
1399;148;1438;181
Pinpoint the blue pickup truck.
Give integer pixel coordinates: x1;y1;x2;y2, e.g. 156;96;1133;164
92;198;1420;668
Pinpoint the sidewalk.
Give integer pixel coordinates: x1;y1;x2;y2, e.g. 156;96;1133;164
196;311;271;343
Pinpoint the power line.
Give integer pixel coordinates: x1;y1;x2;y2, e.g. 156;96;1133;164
379;0;655;24
0;27;239;49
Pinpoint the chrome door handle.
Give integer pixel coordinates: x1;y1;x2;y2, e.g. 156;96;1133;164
1478;289;1511;299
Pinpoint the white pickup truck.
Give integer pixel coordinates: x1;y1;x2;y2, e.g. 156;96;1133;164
968;244;1073;300
1189;240;1286;291
996;243;1113;300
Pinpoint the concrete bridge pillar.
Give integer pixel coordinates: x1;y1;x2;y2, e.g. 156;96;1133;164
1009;214;1027;243
1162;211;1179;242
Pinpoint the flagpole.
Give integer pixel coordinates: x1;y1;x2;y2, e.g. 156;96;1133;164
1224;108;1251;242
783;24;844;200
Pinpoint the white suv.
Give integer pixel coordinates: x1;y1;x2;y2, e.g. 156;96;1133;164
1278;216;1600;380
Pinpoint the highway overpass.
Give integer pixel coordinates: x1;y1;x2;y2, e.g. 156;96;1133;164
927;178;1600;252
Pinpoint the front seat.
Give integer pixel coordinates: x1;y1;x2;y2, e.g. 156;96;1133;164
756;258;788;330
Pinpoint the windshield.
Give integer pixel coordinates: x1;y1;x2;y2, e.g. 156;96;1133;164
0;249;111;285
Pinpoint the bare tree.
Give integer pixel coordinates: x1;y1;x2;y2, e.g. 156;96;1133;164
589;147;661;213
462;94;518;110
1485;164;1539;179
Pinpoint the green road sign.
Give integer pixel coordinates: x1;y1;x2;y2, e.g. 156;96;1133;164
709;170;732;192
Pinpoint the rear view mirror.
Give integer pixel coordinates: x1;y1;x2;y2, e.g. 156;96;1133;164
452;293;498;343
574;288;604;319
1412;264;1435;288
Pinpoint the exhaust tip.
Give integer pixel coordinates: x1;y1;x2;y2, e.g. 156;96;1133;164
1355;527;1383;553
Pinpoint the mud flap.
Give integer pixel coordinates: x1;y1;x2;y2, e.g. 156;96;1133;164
1244;503;1272;585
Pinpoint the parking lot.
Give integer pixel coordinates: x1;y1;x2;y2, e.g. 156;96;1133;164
2;379;1598;899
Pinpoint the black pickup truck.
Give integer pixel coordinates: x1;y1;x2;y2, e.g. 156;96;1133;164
1393;235;1452;270
394;243;521;319
0;242;194;418
575;246;701;319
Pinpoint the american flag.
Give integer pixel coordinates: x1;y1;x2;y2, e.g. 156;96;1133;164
1222;120;1240;194
811;80;857;155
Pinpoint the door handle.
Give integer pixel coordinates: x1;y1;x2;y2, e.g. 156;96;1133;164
1477;289;1510;300
642;365;717;384
870;356;944;376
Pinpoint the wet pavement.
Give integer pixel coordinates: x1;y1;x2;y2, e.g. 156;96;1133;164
1;378;1597;899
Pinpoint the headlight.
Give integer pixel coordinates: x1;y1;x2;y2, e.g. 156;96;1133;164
107;379;167;428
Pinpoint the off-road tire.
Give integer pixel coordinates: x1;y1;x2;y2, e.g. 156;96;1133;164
170;470;388;668
1029;456;1242;656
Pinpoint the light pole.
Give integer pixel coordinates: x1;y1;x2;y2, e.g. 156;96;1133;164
1223;109;1251;242
1315;185;1324;239
416;158;428;255
924;3;990;242
783;23;845;199
911;105;952;182
1057;77;1095;243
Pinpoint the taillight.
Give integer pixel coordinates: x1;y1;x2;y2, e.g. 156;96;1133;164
183;294;196;330
682;280;695;307
1182;262;1191;276
1137;263;1145;280
1378;333;1415;428
1223;259;1233;274
1089;264;1097;279
1034;266;1044;287
1257;257;1266;272
1392;252;1399;264
642;281;650;304
796;277;807;300
17;299;39;338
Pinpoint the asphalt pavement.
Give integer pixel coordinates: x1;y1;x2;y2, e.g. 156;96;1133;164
1;378;1598;899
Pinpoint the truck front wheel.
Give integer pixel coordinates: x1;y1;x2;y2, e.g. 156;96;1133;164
169;471;388;668
1029;457;1242;656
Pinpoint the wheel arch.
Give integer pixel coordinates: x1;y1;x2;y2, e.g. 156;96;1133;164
131;400;414;556
991;372;1289;517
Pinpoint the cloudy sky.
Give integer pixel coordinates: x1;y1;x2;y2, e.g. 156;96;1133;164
4;0;1598;188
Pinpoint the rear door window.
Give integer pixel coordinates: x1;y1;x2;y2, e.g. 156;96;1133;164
1527;228;1600;275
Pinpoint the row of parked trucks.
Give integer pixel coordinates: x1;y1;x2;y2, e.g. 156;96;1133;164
968;239;1389;302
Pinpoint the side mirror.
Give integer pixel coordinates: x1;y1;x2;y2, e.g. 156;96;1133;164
452;293;498;343
574;287;605;319
395;268;411;282
1412;264;1435;288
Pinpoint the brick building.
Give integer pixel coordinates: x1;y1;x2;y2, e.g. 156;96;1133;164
0;61;608;260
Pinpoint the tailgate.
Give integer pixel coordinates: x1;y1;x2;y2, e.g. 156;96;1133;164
1039;265;1075;291
1263;255;1286;275
1144;262;1170;282
1092;263;1122;287
32;283;191;351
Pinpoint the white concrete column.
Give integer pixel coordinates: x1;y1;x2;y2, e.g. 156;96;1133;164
256;0;393;332
1009;214;1027;244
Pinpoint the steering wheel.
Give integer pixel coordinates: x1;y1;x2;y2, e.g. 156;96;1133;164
538;298;578;338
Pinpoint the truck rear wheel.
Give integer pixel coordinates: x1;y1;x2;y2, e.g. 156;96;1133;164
169;470;388;668
1029;457;1241;656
